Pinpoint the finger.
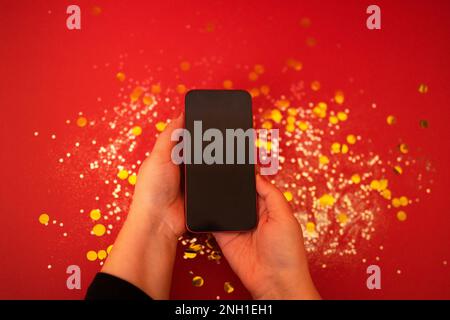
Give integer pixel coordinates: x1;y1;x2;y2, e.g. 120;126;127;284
151;112;184;163
256;174;292;219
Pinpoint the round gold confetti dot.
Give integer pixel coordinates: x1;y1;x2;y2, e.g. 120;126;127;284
276;99;290;109
142;94;154;106
131;126;142;136
386;115;396;125
298;121;309;131
306;221;316;233
86;250;97;261
351;174;361;184
334;90;345;105
286;123;295;132
286;58;303;71
392;198;401;208
370;180;380;190
381;189;392;200
116;71;126;82
262;121;272;130
269;109;282;123
151;84;161;94
223;80;233;89
76;117;87;127
399;196;408;206
39;213;50;225
346;134;356;145
319;155;329;165
331;142;341;154
319;194;335;207
337;111;348;121
283;191;293;202
192;276;204;287
155;121;167;132
107;245;113;254
341;144;349;154
398;143;409;154
311;80;320;91
337;213;348;225
418;84;428;94
92;224;106;237
180;61;190;71
176;84;187;94
90;209;101;221
130;86;144;102
224;282;234;294
329;116;339;125
397;211;407;221
97;250;107;260
117;169;129;180
128;174;137;185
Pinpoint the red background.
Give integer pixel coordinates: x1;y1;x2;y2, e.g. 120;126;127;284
0;0;449;299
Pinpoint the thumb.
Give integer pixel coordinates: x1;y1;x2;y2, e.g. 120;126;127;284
256;174;293;219
151;112;184;163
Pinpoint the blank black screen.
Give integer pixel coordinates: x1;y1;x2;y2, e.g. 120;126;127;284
185;90;257;232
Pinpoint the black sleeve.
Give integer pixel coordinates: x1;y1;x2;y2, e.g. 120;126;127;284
85;272;152;300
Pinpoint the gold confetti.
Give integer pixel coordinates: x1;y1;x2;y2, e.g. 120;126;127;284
151;84;161;94
262;121;273;130
351;174;361;184
393;165;403;175
176;84;187;94
306;221;316;233
386;115;396;125
283;191;293;202
346;134;356;145
298;121;309;131
76;116;88;127
128;174;137;186
97;250;107;260
224;282;234;294
392;198;401;208
269;109;283;123
107;245;113;254
249;87;260;97
90;209;101;221
337;213;348;225
116;71;126;82
223;80;233;89
319;155;330;165
319;194;335;207
184;251;197;259
117;169;129;180
337;111;348;121
334;90;345;105
91;6;102;16
286;58;303;71
142;94;154;106
92;224;106;237
399;196;408;206
419;119;429;128
300;17;311;28
329;115;339;125
331;142;341;154
131;126;142;136
398;143;409;154
418;84;428;94
38;213;49;225
155;121;167;132
192;276;204;287
130;86;144;102
86;251;97;261
248;71;259;81
286;123;295;132
311;81;320;91
397;211;407;221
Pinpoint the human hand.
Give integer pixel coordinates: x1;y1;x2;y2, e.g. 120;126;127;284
213;175;320;300
102;113;185;299
128;112;186;240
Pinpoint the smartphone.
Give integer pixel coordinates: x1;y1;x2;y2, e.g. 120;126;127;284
184;90;257;232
